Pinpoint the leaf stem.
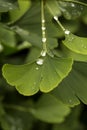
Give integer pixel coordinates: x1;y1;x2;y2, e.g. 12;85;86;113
41;0;47;53
54;16;65;32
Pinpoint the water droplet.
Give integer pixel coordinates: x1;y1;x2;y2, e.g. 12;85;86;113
82;44;87;49
42;27;46;31
36;58;44;65
42;38;46;43
42;19;45;23
65;30;70;35
36;67;39;70
68;37;74;42
71;3;75;7
41;50;46;57
54;16;58;21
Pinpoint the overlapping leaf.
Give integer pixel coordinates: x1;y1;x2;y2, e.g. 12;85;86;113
63;33;87;55
2;55;73;96
9;0;31;23
61;44;87;61
0;24;16;47
31;94;70;123
51;62;87;106
58;1;83;20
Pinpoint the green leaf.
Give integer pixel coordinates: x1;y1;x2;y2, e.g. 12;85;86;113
15;27;58;49
63;33;87;55
53;106;83;130
1;107;34;130
51;62;87;106
61;44;87;61
31;94;70;123
2;55;73;96
58;1;83;20
46;0;61;16
9;0;31;23
0;0;18;12
0;24;16;47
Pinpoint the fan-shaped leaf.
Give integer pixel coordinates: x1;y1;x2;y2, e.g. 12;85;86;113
51;62;87;106
31;94;70;123
9;0;31;23
63;33;87;55
61;44;87;62
2;55;73;96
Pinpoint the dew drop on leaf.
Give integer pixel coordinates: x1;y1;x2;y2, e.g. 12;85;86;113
82;44;87;49
71;3;75;7
42;27;46;31
36;67;39;70
42;19;45;23
65;30;70;35
41;50;46;57
36;58;44;65
42;38;47;43
54;16;58;21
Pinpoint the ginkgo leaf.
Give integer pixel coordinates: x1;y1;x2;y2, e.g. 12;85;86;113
2;55;73;96
61;44;87;62
31;94;70;123
0;24;16;47
9;0;31;23
51;62;87;106
63;33;87;55
58;1;83;20
46;0;61;16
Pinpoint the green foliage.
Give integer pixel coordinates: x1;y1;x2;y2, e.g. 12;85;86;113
2;56;73;95
31;94;70;123
0;0;87;129
63;33;87;55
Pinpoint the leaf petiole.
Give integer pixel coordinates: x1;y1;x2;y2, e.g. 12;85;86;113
54;16;65;32
41;0;47;55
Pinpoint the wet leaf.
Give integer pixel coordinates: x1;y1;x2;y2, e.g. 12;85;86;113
61;44;87;62
2;55;73;96
58;1;83;20
51;62;87;106
63;33;87;55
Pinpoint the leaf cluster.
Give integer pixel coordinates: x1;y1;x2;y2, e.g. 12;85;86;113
0;0;87;129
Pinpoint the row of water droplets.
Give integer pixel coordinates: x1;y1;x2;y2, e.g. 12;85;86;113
36;0;47;66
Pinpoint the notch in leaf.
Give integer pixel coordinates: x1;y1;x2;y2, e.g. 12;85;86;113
2;55;73;96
